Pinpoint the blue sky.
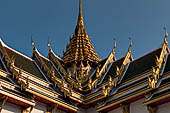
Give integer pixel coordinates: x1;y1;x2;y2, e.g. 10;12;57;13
0;0;170;59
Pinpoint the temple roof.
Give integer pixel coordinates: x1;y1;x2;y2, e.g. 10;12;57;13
1;1;170;113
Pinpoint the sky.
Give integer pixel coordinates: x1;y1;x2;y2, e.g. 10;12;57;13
0;0;170;59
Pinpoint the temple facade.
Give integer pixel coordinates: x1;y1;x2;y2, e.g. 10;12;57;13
0;0;170;113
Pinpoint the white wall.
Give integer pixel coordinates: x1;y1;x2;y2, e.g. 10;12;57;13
1;102;21;113
78;108;86;113
77;107;97;113
31;101;47;113
55;109;66;113
130;99;148;113
108;107;122;113
157;102;170;113
108;99;148;113
86;107;97;113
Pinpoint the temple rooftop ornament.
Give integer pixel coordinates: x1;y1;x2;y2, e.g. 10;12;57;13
1;1;170;113
62;0;100;68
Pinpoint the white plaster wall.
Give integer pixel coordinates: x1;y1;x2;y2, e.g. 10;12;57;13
55;109;66;113
108;107;122;113
77;107;97;113
157;102;170;113
130;99;148;113
78;108;86;113
1;102;21;113
86;107;97;113
31;101;47;113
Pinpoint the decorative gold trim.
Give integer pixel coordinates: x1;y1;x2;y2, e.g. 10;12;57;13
101;40;133;97
144;83;170;105
97;87;151;112
0;89;35;106
33;51;72;98
148;28;169;89
0;42;29;91
26;89;77;112
88;40;116;90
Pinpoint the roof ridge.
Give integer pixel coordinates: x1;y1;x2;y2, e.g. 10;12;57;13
1;40;33;62
130;47;162;63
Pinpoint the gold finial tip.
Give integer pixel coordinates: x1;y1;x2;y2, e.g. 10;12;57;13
31;36;35;46
128;37;132;51
48;37;51;47
114;39;116;49
129;37;132;47
163;27;168;37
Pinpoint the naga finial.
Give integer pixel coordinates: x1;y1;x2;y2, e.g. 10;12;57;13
48;37;52;52
31;35;36;50
163;27;168;44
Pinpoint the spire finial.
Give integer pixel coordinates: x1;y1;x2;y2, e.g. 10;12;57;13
114;39;116;49
163;27;168;38
163;27;168;44
128;37;132;51
48;37;52;52
77;0;84;27
31;35;36;50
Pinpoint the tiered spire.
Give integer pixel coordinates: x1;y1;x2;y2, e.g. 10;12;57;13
63;0;100;67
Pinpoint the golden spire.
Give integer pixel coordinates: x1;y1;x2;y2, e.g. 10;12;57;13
74;0;86;36
77;0;84;27
63;0;100;67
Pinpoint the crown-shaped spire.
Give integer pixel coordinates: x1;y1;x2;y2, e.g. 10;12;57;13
63;0;100;67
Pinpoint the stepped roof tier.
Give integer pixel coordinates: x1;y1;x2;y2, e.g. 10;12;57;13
1;0;170;113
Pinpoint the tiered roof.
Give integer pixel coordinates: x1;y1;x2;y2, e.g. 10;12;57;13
0;0;170;113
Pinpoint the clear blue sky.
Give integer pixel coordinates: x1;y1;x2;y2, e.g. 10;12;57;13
0;0;170;59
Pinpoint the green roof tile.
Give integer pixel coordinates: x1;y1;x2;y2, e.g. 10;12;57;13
122;48;162;82
5;47;46;80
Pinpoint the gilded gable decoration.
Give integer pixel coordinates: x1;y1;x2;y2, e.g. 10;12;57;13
148;28;169;89
1;1;170;113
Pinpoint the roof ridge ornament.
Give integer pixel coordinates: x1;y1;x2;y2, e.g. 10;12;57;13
128;37;132;52
163;27;168;44
148;28;169;89
31;35;36;51
48;37;52;53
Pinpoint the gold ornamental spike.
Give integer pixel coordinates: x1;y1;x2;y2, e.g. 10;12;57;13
128;37;132;51
164;27;168;38
163;27;168;44
31;35;36;50
48;37;52;52
48;37;50;47
114;39;116;49
77;0;84;27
